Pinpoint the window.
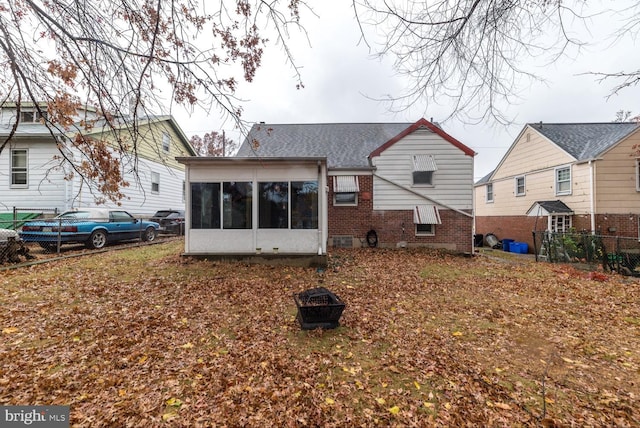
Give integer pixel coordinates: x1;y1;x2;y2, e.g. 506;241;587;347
19;109;47;123
162;132;171;152
555;166;571;195
223;182;252;229
333;176;359;206
292;181;318;229
414;205;441;236
515;176;525;196
191;183;221;229
486;183;494;203
636;159;640;191
550;215;571;233
10;149;28;187
259;182;289;228
412;154;437;186
151;172;160;193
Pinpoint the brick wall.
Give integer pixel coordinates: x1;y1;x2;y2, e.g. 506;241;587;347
328;175;473;253
475;213;640;253
474;216;539;251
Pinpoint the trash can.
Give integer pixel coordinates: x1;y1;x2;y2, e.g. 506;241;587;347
473;234;484;247
502;239;514;252
293;287;346;330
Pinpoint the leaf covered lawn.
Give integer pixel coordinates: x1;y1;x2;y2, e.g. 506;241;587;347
1;242;639;427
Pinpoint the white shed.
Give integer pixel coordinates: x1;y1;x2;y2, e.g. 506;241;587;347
176;157;328;265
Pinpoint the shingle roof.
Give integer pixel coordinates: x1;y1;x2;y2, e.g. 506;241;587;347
530;122;639;160
236;122;420;168
527;200;573;216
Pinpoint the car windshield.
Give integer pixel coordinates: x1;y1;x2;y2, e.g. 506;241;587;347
165;212;183;219
153;211;175;217
57;211;92;219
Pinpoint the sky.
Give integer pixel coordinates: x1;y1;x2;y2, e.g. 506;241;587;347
174;1;640;182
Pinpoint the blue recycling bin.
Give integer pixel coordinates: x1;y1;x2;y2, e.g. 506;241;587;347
502;239;514;252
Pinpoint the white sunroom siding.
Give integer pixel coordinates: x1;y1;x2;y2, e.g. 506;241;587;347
371;130;474;210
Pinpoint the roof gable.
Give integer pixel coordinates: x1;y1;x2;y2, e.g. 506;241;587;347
368;118;475;158
236;119;474;168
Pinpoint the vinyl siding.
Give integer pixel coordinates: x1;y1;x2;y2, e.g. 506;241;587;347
475;162;592;217
90;120;191;171
594;128;640;213
371;129;473;210
0;140;186;214
492;126;574;180
0;140;69;211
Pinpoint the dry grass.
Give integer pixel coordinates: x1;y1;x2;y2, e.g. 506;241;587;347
1;242;639;427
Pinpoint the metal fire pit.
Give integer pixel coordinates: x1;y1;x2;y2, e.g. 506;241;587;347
293;287;345;330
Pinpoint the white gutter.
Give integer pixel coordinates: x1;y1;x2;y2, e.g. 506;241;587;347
589;160;596;233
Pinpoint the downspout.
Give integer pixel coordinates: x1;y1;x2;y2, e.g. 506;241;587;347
589;160;596;233
317;161;323;255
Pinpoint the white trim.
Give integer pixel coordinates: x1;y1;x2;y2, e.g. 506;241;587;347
151;171;160;193
555;165;572;196
486;183;494;203
515;175;525;196
10;148;28;188
415;223;435;236
333;192;358;206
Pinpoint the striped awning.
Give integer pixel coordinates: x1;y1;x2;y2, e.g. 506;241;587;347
413;154;437;171
414;205;441;224
333;175;360;193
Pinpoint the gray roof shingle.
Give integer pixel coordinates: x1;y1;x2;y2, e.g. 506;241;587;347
236;122;418;168
530;122;639;160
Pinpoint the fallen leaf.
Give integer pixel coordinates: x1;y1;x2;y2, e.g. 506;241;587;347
494;402;511;410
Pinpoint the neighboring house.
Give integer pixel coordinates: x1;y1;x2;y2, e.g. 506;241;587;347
0;103;196;217
217;118;475;254
474;122;640;250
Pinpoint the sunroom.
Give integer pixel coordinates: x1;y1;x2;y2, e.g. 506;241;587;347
176;157;328;265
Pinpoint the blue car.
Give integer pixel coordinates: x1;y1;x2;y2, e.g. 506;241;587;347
19;208;159;250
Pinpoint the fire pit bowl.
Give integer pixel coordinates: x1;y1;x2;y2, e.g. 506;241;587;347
293;287;346;330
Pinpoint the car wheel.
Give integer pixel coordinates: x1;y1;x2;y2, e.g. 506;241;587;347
143;227;157;242
87;230;107;249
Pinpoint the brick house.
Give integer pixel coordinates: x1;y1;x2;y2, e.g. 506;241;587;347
474;122;640;251
235;118;476;253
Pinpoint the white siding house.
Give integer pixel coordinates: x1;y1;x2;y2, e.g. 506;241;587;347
0;103;195;216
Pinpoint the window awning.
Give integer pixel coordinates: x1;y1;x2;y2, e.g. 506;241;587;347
333;175;360;193
413;154;437;171
414;205;441;224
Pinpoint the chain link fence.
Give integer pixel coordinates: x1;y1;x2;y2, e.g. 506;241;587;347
532;230;640;276
1;207;182;265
